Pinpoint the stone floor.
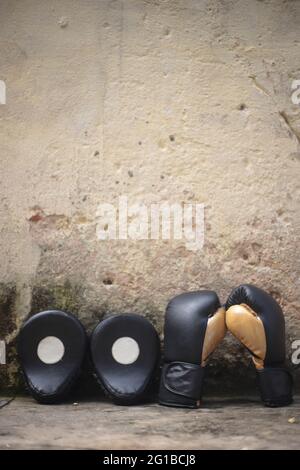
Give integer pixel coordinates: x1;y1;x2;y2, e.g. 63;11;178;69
0;396;299;450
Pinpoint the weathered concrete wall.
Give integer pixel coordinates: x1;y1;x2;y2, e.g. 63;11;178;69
0;0;299;391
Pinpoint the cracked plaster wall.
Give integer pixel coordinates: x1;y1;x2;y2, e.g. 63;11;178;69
0;0;299;391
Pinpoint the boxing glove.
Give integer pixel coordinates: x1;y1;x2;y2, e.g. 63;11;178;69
159;290;226;408
225;284;293;407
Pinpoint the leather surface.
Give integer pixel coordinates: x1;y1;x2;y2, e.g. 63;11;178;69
256;367;293;406
202;307;226;366
90;314;160;405
159;290;223;407
226;284;285;366
257;367;293;407
225;284;293;406
18;310;87;403
226;304;266;369
164;290;221;365
162;362;205;399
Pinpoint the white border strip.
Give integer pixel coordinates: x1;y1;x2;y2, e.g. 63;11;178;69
0;341;6;365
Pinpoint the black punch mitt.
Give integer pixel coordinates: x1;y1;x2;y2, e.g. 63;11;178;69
90;314;160;405
18;310;87;404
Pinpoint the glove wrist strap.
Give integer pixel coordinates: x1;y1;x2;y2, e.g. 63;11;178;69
256;367;293;407
159;362;205;408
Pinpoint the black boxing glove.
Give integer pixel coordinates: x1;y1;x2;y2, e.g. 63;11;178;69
159;290;226;408
226;284;293;407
